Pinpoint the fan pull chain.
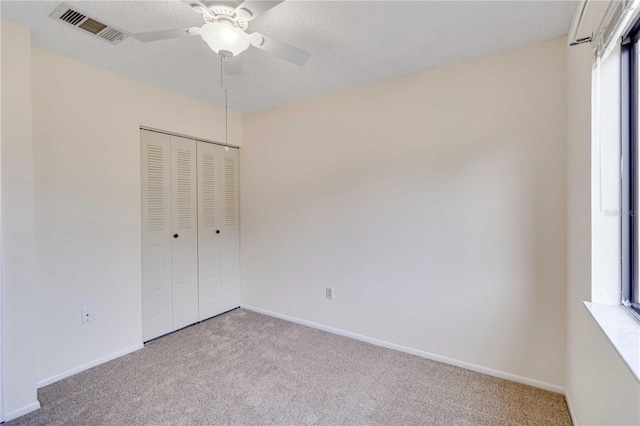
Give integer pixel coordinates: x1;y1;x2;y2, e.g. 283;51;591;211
220;55;224;89
220;56;230;151
225;87;229;151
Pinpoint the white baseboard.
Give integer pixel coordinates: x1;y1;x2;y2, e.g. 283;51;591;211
37;343;144;388
564;389;577;426
242;304;566;395
4;401;41;422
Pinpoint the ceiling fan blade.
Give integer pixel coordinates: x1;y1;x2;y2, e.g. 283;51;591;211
249;32;310;66
181;0;210;15
235;1;284;21
132;27;200;43
224;56;242;75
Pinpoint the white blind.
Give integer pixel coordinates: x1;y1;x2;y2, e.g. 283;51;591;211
594;0;640;62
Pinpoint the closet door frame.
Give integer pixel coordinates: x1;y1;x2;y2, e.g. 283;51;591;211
140;127;241;341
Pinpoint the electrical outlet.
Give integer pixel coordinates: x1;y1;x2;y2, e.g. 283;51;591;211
81;308;92;324
326;287;333;300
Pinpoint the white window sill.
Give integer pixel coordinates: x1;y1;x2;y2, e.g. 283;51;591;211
584;302;640;382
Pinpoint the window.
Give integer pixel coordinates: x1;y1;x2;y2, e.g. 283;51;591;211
621;20;640;322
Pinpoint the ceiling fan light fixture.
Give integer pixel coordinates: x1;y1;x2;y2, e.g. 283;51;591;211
200;22;249;57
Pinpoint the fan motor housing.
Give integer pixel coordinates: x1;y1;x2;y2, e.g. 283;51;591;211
204;4;248;31
203;12;248;31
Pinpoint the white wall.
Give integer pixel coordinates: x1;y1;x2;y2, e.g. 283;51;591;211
241;38;567;388
4;5;638;424
29;40;241;385
0;20;39;420
565;3;640;424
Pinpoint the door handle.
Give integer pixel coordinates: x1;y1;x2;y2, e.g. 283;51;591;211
174;234;179;238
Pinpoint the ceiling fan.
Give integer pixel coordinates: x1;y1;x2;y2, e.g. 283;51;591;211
132;0;310;72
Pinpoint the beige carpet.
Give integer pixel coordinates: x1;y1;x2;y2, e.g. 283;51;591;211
10;309;572;426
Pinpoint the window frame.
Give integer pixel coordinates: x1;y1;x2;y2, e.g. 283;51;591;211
621;21;640;322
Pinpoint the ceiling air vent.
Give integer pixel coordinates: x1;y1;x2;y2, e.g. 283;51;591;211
50;3;129;45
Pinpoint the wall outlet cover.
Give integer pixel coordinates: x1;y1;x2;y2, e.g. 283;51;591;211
81;307;92;323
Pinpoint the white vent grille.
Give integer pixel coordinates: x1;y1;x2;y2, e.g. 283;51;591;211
60;9;86;25
224;157;236;226
176;149;193;230
99;27;125;43
201;153;216;228
146;145;165;232
50;3;129;45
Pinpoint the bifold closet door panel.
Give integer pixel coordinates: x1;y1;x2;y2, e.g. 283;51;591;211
141;130;173;342
220;147;241;312
170;136;199;330
197;142;222;321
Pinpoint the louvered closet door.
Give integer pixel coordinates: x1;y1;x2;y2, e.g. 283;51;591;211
170;136;199;330
219;147;241;312
141;130;173;342
197;142;222;320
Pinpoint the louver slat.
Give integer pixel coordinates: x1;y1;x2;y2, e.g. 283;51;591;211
99;28;125;42
146;145;165;232
224;157;236;226
60;9;86;25
176;149;193;230
201;153;216;228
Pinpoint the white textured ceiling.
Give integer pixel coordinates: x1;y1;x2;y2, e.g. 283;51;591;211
1;0;574;113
